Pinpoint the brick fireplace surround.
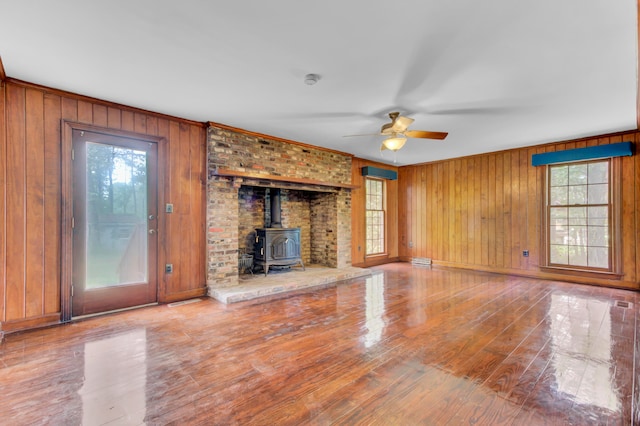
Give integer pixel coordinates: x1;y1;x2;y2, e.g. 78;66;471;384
206;123;355;297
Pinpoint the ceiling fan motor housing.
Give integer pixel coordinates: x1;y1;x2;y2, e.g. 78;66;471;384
381;122;394;135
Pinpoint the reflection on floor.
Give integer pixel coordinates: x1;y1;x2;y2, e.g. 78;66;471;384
1;263;639;424
210;264;372;303
79;329;147;424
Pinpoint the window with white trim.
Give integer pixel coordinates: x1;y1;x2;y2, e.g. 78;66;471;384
545;159;615;271
365;178;385;255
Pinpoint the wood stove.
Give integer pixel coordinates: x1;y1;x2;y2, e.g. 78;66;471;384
253;227;305;276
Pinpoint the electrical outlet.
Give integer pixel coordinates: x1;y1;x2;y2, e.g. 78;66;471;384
409;241;414;248
165;263;173;273
166;203;174;213
523;250;529;257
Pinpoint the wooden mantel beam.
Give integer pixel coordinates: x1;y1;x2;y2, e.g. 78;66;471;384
212;167;358;189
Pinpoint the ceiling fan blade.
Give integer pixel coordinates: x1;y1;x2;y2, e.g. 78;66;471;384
405;130;448;140
391;115;414;132
343;133;381;138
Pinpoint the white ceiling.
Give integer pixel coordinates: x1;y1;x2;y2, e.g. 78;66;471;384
0;0;637;166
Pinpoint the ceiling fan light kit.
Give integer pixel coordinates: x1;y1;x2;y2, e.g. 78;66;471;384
381;136;407;151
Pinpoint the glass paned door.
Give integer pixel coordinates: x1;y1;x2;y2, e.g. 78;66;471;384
72;130;158;316
85;142;148;288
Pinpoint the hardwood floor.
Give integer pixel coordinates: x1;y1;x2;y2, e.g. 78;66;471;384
1;263;638;425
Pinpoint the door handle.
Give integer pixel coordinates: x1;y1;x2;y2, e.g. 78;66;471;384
149;229;156;235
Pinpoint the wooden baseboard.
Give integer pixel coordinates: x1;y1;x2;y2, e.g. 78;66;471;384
0;313;61;333
431;260;639;291
394;257;639;290
159;287;208;303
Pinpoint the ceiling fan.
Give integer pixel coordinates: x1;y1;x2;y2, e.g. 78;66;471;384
344;112;448;151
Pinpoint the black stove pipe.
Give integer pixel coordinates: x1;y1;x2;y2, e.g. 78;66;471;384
270;188;282;228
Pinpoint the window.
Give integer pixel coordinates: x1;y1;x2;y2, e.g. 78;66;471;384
545;159;616;272
365;178;385;255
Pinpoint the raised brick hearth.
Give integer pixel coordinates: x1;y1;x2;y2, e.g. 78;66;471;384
206;123;355;297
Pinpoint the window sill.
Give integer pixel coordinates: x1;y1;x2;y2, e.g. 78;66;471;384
539;266;623;281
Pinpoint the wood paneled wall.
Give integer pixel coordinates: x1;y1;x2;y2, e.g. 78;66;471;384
398;131;640;290
351;158;399;267
0;80;206;331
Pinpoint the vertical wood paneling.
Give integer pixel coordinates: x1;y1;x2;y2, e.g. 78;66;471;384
502;151;512;270
387;177;399;258
408;169;417;257
43;93;61;314
423;166;430;259
422;167;428;259
134;112;147;134
185;126;196;292
147;116;158;136
190;125;205;290
156;118;171;299
474;157;482;265
526;148;538;268
107;106;121;129
532;147;546;268
25;88;45;318
488;154;496;267
449;161;456;261
61;97;78;122
167;121;181;290
350;159;364;264
495;154;504;268
481;155;489;266
178;124;192;292
518;150;528;270
401;168;408;258
179;124;192;214
621;135;635;283
467;159;475;264
425;166;430;259
397;132;640;289
78;100;92;123
198;126;207;287
397;169;407;256
92;104;107;127
459;158;468;265
435;163;441;259
510;151;520;268
1;80;207;329
412;168;419;258
121;110;134;131
6;84;26;321
453;159;461;264
417;167;421;258
417;167;421;257
634;132;640;283
442;162;449;261
0;82;6;322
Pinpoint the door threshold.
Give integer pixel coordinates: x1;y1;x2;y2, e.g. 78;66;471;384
72;302;159;321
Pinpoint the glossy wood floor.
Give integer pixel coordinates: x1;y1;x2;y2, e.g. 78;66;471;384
2;264;639;425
